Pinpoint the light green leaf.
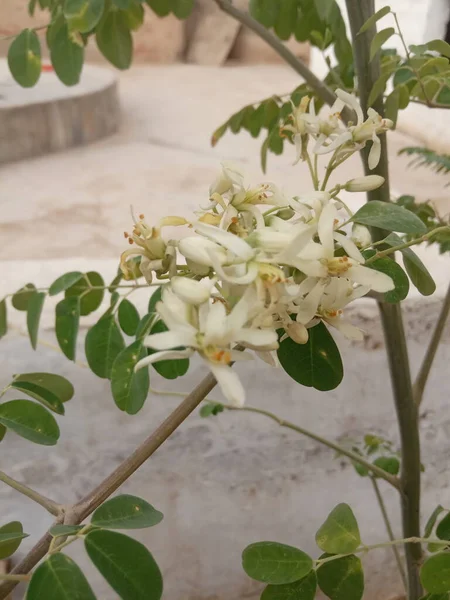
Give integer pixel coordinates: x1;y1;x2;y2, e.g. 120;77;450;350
27;292;45;350
261;570;317;600
55;296;80;361
316;504;361;554
359;6;391;34
64;0;105;33
242;541;313;585
172;0;194;19
123;2;144;30
437;513;450;541
427;39;450;59
385;88;400;123
96;10;133;69
420;594;450;600
0;522;28;560
49;524;84;537
199;403;224;418
351;201;427;234
370;27;395;61
8;29;41;87
424;506;446;538
49;272;83;296
85;529;163;600
0;400;60;446
145;0;171;17
12;283;36;311
372;456;400;475
50;23;84;86
274;0;297;41
10;381;65;415
26;553;96;600
14;373;74;403
91;494;163;529
118;299;140;336
85;315;125;379
368;72;391;106
277;321;343;391
317;554;364;600
0;299;7;340
421;553;450;593
249;0;279;28
65;272;104;316
111;341;150;414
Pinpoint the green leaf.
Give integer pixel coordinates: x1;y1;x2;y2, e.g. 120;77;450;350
316;504;361;554
65;272;105;316
421;553;450;593
242;541;313;585
85;315;125;379
358;6;391;34
249;0;279;28
424;506;446;538
420;594;450;600
118;299;140;336
385;88;400;124
437;513;450;541
85;529;163;600
351;201;427;234
64;0;105;33
148;287;163;313
383;233;436;296
12;283;36;311
91;494;163;529
317;555;364;600
50;23;84;86
277;322;343;391
172;0;194;19
372;455;400;475
368;72;391;106
55;296;80;361
0;400;60;446
211;122;228;147
370;28;395;61
123;2;144;30
363;250;409;303
274;0;297;41
199;403;224;418
147;320;189;379
14;373;74;403
96;10;133;70
0;299;7;340
146;0;171;17
0;522;28;560
8;29;41;88
10;381;65;415
261;570;317;600
49;272;84;296
26;553;96;600
49;524;84;537
111;341;150;414
27;292;45;350
427;39;450;59
0;424;6;442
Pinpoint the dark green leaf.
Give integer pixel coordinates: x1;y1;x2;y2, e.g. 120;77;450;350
372;456;400;475
0;425;6;442
363;251;409;303
56;296;80;361
12;283;36;311
113;0;133;7
200;403;224;417
49;272;84;296
50;524;84;537
172;0;194;19
136;313;156;340
85;315;125;379
85;529;163;600
370;28;395;61
96;10;133;69
274;0;297;41
261;570;317;600
111;341;150;414
351;201;427;234
148;288;163;313
316;504;361;554
27;553;96;600
437;513;450;541
421;553;450;593
8;29;41;87
317;555;364;600
368;72;391;106
65;272;105;316
118;299;140;336
14;373;74;403
358;6;391;34
64;0;105;33
0;299;7;340
50;23;84;86
91;494;163;529
420;594;450;600
27;292;45;350
385;88;400;124
425;506;446;538
146;0;171;17
148;320;189;379
249;0;279;28
10;381;65;415
277;322;343;391
0;522;28;560
0;400;60;446
242;541;313;584
123;2;144;30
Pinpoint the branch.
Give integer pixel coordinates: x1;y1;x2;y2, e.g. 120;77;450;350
414;282;450;406
212;0;354;123
0;471;62;517
0;373;217;600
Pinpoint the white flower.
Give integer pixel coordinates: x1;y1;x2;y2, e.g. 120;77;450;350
345;175;385;192
351;224;372;248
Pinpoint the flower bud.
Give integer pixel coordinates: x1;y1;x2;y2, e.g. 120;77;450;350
275;208;295;221
351;224;372;248
287;321;308;344
344;175;385;192
171;277;212;305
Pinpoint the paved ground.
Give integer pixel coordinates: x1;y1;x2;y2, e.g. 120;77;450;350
0;64;449;264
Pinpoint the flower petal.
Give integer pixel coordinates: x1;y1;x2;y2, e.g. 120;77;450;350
295;280;326;324
347;265;395;292
208;362;245;407
144;330;196;350
135;349;194;371
333;231;365;263
318;203;337;257
236;328;279;349
324;316;364;341
368;133;381;170
195;222;254;260
204;300;228;345
171;276;213;305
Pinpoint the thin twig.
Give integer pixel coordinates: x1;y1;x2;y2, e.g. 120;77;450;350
371;476;407;590
364;226;450;263
414;282;450;406
0;471;62;517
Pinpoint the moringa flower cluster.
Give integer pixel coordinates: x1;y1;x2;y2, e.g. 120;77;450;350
120;92;394;407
